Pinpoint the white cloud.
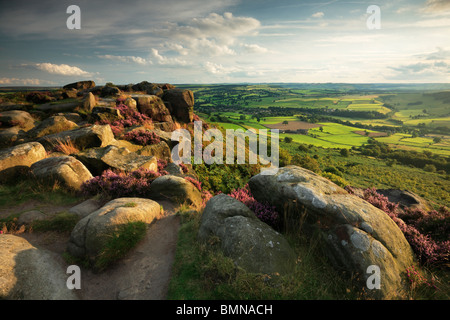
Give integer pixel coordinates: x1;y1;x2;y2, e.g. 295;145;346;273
156;12;261;45
33;63;91;76
423;0;450;12
150;49;191;66
98;55;152;65
311;12;324;18
0;77;51;86
241;44;269;54
204;62;241;75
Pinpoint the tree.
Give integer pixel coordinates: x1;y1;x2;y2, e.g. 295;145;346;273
319;126;323;132
284;137;293;143
282;120;289;125
433;137;442;144
340;148;350;157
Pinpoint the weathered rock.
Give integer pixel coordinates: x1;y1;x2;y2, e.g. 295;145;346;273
91;106;123;123
199;194;296;275
136;141;171;163
75;145;157;176
0;142;47;183
30;156;93;190
17;210;47;225
55;112;83;124
149;175;202;208
0;110;35;130
67;198;162;261
63;80;96;91
35;101;80;113
134;95;173;122
162;89;194;123
37;124;115;151
0;234;78;300
131;81;164;96
122;97;137;110
68;199;104;219
27;116;79;139
376;189;431;212
164;162;184;176
0;126;28;147
61;88;78;99
81;92;96;112
248;165;415;299
101;86;121;97
152;121;174;132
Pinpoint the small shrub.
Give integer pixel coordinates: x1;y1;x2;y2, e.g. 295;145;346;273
229;184;279;227
184;176;202;191
122;130;160;146
52;138;79;155
81;168;161;199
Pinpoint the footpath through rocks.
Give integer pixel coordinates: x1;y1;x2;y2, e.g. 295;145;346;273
2;199;180;300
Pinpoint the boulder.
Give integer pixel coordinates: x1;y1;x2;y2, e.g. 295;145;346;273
0;234;78;300
30;156;93;191
35;101;80;113
134;95;173;122
0;142;47;183
131;81;164;96
17;210;47;225
376;189;431;212
91;106;123;123
122;97;137;110
248;166;415;299
68;198;104;219
27;115;78;139
37;124;115;151
81;92;96;112
149;175;202;208
54;112;83;124
75;145;157;176
0;110;35;131
67;197;162;261
198;194;296;275
162;89;194;123
61;88;78;99
136;141;171;163
63;80;96;91
0;126;28;147
101;86;121;97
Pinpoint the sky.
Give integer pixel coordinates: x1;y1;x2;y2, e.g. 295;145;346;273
0;0;449;86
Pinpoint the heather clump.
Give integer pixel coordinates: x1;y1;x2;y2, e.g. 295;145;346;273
346;186;449;267
80;168;161;199
229;184;279;227
122;130;160;146
96;102;153;138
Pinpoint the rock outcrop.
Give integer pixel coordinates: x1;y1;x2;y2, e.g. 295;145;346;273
67;198;162;262
0;234;78;300
149;175;202;208
0;142;47;182
248;165;415;299
63;80;96;91
162;89;194;123
37;124;115;151
30;156;93;190
198;194;297;275
75;145;157;176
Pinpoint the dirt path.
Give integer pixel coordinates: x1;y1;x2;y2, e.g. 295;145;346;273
10;199;181;300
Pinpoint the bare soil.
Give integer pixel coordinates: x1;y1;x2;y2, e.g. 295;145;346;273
5;199;181;300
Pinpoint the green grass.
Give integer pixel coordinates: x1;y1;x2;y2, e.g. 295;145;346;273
0;178;81;208
94;221;148;271
30;212;80;233
167;210;359;300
